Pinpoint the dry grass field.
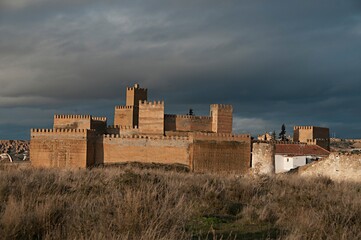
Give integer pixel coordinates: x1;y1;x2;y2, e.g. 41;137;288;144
0;163;361;239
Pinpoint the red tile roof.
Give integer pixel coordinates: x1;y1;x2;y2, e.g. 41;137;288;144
275;144;330;157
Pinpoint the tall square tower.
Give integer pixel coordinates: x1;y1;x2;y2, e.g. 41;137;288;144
114;83;147;127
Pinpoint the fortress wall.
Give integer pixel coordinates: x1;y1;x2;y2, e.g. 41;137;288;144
106;125;140;135
30;129;95;168
95;135;191;166
139;101;164;135
53;115;92;129
252;142;275;175
313;127;329;139
211;104;233;133
294;126;330;150
298;153;361;182
191;140;251;174
164;114;212;132
126;85;147;107
190;132;251;142
114;106;134;127
91;117;107;133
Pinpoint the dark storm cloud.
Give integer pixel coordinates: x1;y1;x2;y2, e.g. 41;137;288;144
1;0;361;139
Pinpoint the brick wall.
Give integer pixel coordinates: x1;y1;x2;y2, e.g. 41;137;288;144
53;115;92;129
191;140;250;174
95;135;191;166
164;114;212;132
294;126;330;150
210;104;233;133
126;85;147;106
30;129;95;168
139;101;164;135
114;106;134;127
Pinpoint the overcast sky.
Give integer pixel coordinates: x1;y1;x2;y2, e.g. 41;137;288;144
1;0;361;139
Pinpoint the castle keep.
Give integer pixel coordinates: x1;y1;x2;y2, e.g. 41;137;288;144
31;84;251;173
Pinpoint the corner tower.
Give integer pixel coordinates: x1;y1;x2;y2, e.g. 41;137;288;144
114;83;147;127
210;104;233;133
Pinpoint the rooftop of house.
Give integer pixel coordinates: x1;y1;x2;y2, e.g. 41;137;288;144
275;143;330;157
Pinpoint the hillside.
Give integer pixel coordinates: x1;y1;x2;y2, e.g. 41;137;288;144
330;138;361;153
0;164;360;239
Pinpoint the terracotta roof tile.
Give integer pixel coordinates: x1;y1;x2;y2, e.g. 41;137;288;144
275;144;330;156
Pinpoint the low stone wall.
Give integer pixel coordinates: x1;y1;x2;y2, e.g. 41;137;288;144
298;153;361;182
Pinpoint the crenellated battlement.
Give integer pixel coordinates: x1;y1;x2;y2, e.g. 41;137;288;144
126;83;147;92
164;114;211;120
92;116;107;121
275;141;307;145
102;134;189;141
139;100;164;106
294;126;313;130
115;105;134;110
54;114;91;119
112;125;139;130
31;128;96;134
191;132;250;138
210;104;233;110
30;128;96;137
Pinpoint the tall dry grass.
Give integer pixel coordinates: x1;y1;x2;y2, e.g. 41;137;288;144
0;163;361;239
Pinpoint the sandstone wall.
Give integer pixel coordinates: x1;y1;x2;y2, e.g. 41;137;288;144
298;153;361;182
293;126;329;142
114;106;134;127
210;104;233;133
54;115;92;129
191;140;250;174
252;142;275;175
95;135;191;166
30;129;95;168
139;101;164;135
126;85;147;106
164;114;212;132
91;117;107;133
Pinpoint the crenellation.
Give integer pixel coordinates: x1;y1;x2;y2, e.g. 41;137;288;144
54;114;91;119
164;114;211;120
32;83;251;173
139;100;164;106
210;104;233;110
92;116;107;121
115;105;134;109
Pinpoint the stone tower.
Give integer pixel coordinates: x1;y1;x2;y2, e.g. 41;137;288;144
293;126;330;150
114;83;148;127
210;104;233;133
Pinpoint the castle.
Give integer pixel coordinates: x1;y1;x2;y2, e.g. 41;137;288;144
30;83;331;174
30;84;251;173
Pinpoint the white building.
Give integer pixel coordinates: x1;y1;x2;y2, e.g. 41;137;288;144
275;144;330;173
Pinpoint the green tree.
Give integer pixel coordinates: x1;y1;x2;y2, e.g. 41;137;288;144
279;124;286;141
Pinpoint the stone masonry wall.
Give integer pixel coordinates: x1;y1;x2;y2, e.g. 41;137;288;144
114;106;134;127
211;104;233;133
54;115;92;129
139;101;164;135
95;135;191;166
298;153;361;182
30;129;95;168
191;140;250;174
251;142;275;175
164;114;212;132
